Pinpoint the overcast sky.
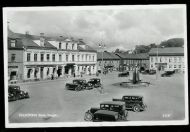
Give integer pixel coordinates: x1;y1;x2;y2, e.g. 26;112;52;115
6;6;186;51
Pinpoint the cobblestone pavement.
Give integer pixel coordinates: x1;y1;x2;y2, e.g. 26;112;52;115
8;71;185;123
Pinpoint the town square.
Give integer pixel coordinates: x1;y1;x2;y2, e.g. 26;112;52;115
3;5;188;127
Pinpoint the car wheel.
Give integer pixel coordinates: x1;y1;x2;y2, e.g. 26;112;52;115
133;105;140;112
84;112;93;121
75;86;81;91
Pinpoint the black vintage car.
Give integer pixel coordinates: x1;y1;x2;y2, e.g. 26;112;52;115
118;71;129;77
161;70;175;77
65;79;93;91
84;101;128;121
113;95;147;112
8;85;29;101
148;70;156;75
88;78;101;88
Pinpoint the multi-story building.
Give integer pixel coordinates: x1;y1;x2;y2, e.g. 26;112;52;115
149;47;184;72
115;53;149;71
97;51;120;72
8;29;97;82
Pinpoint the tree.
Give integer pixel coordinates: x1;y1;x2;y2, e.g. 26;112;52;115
159;38;184;47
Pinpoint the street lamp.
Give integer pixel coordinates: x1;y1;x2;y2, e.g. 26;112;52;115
156;45;158;79
99;44;106;74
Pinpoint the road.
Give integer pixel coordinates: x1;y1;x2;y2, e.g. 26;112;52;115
8;71;185;123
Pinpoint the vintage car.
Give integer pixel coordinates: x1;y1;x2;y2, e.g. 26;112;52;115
140;69;150;75
8;85;30;101
161;70;175;77
88;78;101;88
8;93;17;102
65;79;93;91
113;95;147;112
148;70;156;75
118;71;129;77
84;101;128;121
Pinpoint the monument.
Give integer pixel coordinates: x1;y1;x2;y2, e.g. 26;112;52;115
116;66;150;88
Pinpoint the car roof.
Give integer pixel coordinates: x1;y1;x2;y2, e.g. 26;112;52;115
90;78;100;80
73;79;85;81
100;101;125;105
123;95;143;98
8;85;20;87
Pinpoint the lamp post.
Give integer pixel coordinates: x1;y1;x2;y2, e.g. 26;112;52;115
99;44;106;75
156;45;159;79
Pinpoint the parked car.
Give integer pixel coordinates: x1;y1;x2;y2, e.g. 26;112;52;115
8;93;17;102
141;69;150;75
113;95;147;112
84;101;128;121
8;85;29;101
88;78;101;88
149;70;156;75
65;79;93;91
161;70;175;77
118;71;129;77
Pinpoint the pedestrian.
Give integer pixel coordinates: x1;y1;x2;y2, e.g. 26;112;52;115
51;74;54;80
74;73;76;78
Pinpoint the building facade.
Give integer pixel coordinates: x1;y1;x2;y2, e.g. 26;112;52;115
8;29;97;82
115;53;149;71
97;51;120;72
149;47;184;72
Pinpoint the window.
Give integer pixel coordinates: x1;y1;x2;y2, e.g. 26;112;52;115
89;56;91;61
179;65;181;68
169;65;172;68
46;54;50;61
59;42;61;49
11;54;16;62
66;55;68;61
66;43;68;50
151;64;153;68
160;57;162;62
174;65;176;68
93;56;94;62
11;40;16;47
41;54;44;62
86;54;88;61
174;57;177;63
72;55;74;61
77;55;80;61
72;44;74;50
52;54;55;62
82;55;84;61
34;54;37;61
151;57;153;62
59;54;62;61
27;53;31;62
169;58;172;62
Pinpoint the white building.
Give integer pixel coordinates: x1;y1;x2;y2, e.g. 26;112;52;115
8;29;97;82
149;47;184;72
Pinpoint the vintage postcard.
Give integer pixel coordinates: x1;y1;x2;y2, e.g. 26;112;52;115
3;5;188;127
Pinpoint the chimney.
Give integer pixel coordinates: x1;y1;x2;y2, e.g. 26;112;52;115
40;33;45;47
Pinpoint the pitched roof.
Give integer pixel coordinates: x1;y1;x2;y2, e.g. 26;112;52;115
8;30;57;50
116;53;149;60
97;51;120;60
149;47;184;56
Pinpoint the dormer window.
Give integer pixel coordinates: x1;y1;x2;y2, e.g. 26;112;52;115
66;43;68;50
59;42;62;49
11;40;16;47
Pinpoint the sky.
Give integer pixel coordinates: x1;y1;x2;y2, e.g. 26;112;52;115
6;5;186;51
